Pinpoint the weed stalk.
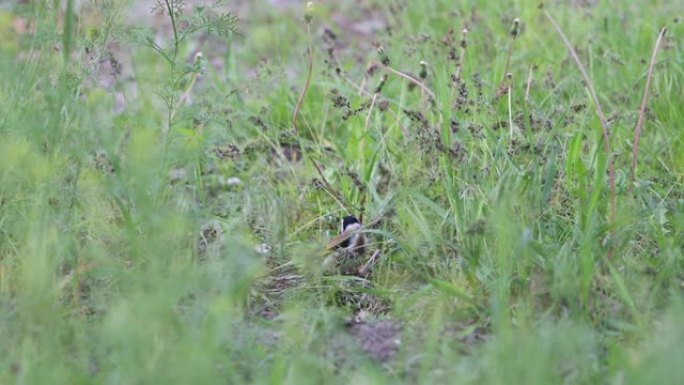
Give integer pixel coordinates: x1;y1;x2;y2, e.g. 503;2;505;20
630;27;667;190
292;2;348;208
524;64;535;104
497;18;519;94
543;9;616;237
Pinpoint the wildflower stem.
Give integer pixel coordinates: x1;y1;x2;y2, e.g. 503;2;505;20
292;23;314;132
630;27;667;190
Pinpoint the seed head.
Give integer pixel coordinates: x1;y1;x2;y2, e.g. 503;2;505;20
304;2;314;24
419;60;428;80
510;18;520;38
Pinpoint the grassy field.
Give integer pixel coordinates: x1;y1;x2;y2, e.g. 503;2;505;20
0;0;683;383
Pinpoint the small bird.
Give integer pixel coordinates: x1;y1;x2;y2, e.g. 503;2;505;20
324;215;367;275
337;216;366;255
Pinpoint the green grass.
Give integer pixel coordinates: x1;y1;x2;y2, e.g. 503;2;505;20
0;0;683;383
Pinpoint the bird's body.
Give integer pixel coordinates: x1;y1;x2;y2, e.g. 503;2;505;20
323;215;385;310
323;215;367;275
338;216;366;255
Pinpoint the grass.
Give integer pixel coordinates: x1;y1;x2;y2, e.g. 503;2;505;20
0;0;683;383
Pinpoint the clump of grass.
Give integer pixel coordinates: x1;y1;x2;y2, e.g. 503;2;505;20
543;7;616;237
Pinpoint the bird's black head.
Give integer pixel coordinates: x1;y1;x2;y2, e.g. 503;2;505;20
342;215;360;231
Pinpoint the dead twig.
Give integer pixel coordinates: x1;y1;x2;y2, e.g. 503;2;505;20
358;250;382;277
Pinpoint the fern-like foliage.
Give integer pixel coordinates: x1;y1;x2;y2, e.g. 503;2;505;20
182;10;239;38
129;0;239;143
151;0;185;17
150;0;239;43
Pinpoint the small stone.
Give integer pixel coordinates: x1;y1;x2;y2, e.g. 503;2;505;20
169;168;187;183
255;243;272;255
226;177;242;186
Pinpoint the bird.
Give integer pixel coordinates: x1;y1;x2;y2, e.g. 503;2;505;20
337;215;367;255
323;215;367;275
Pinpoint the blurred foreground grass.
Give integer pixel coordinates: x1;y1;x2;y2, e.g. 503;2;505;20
0;0;683;383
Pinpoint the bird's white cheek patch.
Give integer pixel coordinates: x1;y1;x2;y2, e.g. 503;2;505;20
345;223;362;232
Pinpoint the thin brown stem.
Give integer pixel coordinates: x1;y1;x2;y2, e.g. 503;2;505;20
454;28;469;84
499;18;519;92
524;64;534;104
383;64;436;100
630;27;667;190
291;19;348;209
507;73;514;143
292;23;314;132
343;74;373;98
358;249;382;277
358;76;368;97
365;93;378;132
543;10;616;228
501;43;515;89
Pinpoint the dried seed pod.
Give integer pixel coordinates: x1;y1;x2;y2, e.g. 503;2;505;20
374;42;390;66
510;18;520;38
419;60;428;80
374;74;389;93
304;2;314;24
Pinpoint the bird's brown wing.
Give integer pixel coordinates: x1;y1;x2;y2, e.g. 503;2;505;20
324;215;382;251
325;227;357;250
